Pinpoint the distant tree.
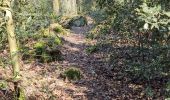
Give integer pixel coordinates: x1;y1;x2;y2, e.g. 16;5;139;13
53;0;78;16
53;0;60;15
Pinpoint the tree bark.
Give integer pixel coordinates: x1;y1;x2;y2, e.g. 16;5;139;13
54;0;77;16
53;0;60;15
5;9;20;80
4;1;25;99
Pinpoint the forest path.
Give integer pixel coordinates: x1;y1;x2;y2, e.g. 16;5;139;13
19;21;113;100
19;18;123;100
54;23;117;99
1;17;165;100
0;17;145;100
54;20;145;99
17;19;143;100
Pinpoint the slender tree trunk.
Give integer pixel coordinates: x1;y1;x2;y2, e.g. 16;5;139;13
1;0;20;82
6;10;20;80
53;0;60;15
2;0;24;99
53;0;78;16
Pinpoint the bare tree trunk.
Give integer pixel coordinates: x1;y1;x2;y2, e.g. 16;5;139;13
59;0;78;16
1;0;24;99
53;0;60;15
6;10;20;80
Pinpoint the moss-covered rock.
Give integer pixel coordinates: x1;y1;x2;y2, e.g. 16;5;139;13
59;16;87;28
69;16;87;27
60;68;81;81
59;16;72;29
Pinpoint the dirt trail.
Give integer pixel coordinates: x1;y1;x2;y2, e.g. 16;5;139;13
17;22;114;100
18;21;136;100
1;17;166;99
56;25;111;99
0;20;148;100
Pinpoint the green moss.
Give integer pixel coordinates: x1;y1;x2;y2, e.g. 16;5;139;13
34;41;46;49
33;39;63;63
34;42;46;54
53;26;63;33
34;41;47;62
54;37;62;45
61;68;81;81
47;37;62;47
53;24;67;35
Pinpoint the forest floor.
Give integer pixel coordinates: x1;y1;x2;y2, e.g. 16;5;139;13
0;17;166;100
21;22;120;100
